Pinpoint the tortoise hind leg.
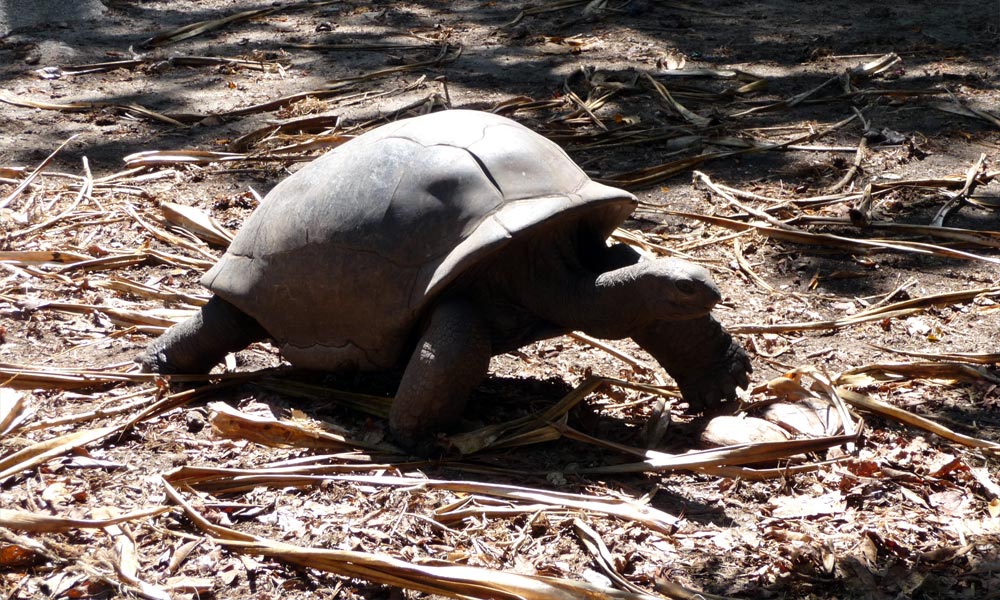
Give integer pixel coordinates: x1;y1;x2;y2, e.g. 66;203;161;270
138;296;267;374
390;300;492;455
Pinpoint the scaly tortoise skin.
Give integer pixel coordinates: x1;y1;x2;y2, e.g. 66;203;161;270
140;110;751;453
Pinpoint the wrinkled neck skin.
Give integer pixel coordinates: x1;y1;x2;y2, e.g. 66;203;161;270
572;263;659;339
470;232;721;350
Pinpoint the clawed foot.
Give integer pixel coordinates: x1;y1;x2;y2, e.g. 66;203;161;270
633;315;753;414
390;427;446;458
674;340;752;412
135;296;268;375
136;340;180;374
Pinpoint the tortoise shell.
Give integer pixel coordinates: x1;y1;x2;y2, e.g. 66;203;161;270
201;110;636;370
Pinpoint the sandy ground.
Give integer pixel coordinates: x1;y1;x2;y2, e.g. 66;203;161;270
1;1;999;599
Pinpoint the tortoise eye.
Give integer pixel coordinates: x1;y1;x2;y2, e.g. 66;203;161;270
676;280;697;295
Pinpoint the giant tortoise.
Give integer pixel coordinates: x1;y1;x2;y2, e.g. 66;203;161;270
140;109;752;452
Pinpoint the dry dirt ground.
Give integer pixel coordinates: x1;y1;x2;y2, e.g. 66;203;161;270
2;1;1000;599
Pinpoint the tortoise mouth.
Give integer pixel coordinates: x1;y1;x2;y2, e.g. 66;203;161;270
660;305;716;321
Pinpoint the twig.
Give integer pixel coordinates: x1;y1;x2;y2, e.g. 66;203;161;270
848;183;874;226
867;277;918;309
866;345;1000;365
675;211;1000;265
6;158;94;241
732;238;776;293
568;332;653;373
0;134;78;210
787;215;1000;248
602;112;859;188
730;286;1000;334
930;153;987;226
828;136;868;193
731;53;899;117
645;73;711;127
323;44;462;91
693;171;794;229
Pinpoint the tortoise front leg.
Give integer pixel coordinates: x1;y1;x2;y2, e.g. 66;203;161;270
138;296;268;374
633;315;752;412
390;300;492;455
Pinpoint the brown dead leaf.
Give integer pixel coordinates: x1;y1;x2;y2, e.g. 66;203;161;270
208;402;375;451
163;576;215;594
163;477;673;600
763;401;832;437
95;506;171;600
765;373;815;401
0;543;43;567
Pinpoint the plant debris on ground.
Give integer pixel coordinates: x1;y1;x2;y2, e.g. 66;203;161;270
1;1;999;599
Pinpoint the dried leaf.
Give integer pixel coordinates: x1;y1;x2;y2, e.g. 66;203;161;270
700;415;790;447
163;576;215;594
122;149;247;167
838;362;1000;386
0;506;170;533
730;287;1000;334
208;402;375;451
769;491;846;519
0;250;92;265
762;402;824;436
0;543;42;567
163;477;675;599
578;432;856;475
0;134;78;210
139;7;279;48
0;426;119;480
836;387;1000;450
159;201;234;247
0;388;29;436
675;211;1000;268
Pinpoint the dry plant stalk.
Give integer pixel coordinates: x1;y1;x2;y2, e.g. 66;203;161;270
572;518;738;600
0;506;170;534
835;387;1000;451
0;426;119;480
729;287;1000;334
450;376;674;455
0;134;78;210
578;433;857;476
0;363;245;390
872;345;1000;365
138;1;339;48
162;478;679;599
164;469;681;534
0;388;28;435
208;402;377;451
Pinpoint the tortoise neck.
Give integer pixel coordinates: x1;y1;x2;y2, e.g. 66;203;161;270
570;263;650;339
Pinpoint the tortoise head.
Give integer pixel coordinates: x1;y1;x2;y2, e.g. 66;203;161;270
639;257;721;319
595;257;721;326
